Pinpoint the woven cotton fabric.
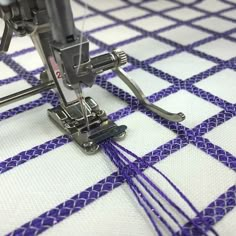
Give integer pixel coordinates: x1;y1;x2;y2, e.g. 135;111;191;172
0;0;236;235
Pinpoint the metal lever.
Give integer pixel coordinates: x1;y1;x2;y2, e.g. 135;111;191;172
0;81;55;108
0;22;13;53
114;67;185;122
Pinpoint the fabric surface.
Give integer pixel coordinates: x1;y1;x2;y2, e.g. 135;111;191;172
0;0;236;235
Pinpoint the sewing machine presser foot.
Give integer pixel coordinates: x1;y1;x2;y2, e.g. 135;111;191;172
48;97;127;154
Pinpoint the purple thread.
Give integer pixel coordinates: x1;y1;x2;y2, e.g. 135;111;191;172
1;0;235;234
111;141;219;236
102;141;174;235
102;142;164;235
101;141;213;236
104;141;209;236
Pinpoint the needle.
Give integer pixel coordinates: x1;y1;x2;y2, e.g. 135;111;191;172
76;84;90;131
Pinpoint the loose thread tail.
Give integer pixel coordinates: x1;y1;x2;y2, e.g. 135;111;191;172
111;141;218;236
101;141;188;235
108;142;191;235
101;140;218;236
107;142;176;235
102;141;164;235
101;141;175;235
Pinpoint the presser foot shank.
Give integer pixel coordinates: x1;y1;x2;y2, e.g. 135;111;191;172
48;97;127;154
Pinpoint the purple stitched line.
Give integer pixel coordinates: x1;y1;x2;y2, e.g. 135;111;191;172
127;0;236;42
0;75;22;86
107;141;216;236
191;136;236;170
102;142;166;236
103;141;182;235
82;1;236;171
0;135;71;174
111;141;219;235
0;90;58;122
0;0;235;233
176;185;236;236
7;136;187;235
192;110;235;137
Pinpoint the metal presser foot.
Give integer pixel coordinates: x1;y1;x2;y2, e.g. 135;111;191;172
48;97;127;154
47;49;185;154
0;49;185;154
0;0;185;155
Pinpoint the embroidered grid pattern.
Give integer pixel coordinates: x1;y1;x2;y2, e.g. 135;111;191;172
0;0;236;235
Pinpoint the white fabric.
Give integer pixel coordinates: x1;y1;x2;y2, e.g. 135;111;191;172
0;0;236;235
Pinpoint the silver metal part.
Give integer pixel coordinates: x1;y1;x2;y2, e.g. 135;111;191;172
0;0;185;154
0;81;55;107
114;67;185;122
48;97;127;154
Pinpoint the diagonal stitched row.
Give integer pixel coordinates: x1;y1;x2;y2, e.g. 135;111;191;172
0;91;58;122
0;0;234;229
0;75;23;86
90;33;235;118
141;0;236;39
140;106;236;171
7;139;235;236
193;136;236;170
0;66;44;87
221;0;236;7
78;0;235;65
0;135;71;174
77;0;236;114
2;55;40;86
7;136;188;236
176;185;236;235
86;22;236;171
124;0;236;43
192;109;236;137
2;1;235;234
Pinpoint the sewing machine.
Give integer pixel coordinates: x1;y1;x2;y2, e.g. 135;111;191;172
0;0;185;153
